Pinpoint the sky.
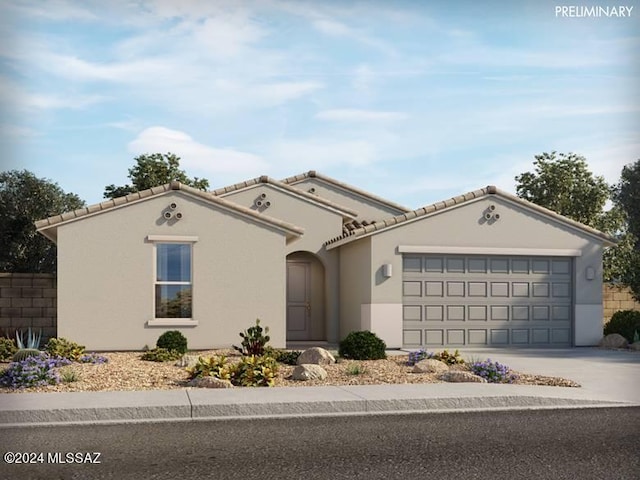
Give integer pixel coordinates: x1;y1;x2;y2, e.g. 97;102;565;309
0;0;638;209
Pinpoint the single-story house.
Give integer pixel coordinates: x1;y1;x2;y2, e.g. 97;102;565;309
35;171;616;351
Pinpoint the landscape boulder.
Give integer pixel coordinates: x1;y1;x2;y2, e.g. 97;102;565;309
599;333;629;349
292;364;327;381
296;347;335;365
629;342;640;351
412;359;449;374
175;355;199;368
439;370;487;383
188;377;233;389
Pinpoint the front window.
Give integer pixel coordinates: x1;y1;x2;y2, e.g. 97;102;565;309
155;243;192;318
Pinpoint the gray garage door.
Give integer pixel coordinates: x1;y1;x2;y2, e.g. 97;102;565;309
402;254;573;348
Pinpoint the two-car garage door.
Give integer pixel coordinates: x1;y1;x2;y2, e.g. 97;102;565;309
402;254;573;348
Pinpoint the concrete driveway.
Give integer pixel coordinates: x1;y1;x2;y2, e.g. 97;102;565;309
452;347;640;404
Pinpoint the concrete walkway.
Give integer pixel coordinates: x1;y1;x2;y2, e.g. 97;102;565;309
0;348;637;426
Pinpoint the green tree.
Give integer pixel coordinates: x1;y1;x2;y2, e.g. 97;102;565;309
0;170;85;273
103;152;209;199
612;160;640;301
514;152;629;283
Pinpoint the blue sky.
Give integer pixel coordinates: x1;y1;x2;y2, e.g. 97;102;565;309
1;0;638;208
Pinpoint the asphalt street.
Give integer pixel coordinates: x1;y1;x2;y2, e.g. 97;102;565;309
1;407;639;480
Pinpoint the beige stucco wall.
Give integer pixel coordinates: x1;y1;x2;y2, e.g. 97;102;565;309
338;237;372;339
220;184;345;342
338;196;608;346
290;178;406;220
56;191;289;350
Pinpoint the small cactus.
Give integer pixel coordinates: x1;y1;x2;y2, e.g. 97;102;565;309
12;348;41;362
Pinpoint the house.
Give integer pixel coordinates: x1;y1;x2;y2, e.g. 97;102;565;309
35;171;616;351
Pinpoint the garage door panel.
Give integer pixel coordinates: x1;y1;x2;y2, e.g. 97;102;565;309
403;330;422;347
403;254;572;348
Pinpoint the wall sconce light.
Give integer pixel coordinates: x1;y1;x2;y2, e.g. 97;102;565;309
586;267;595;280
382;264;393;278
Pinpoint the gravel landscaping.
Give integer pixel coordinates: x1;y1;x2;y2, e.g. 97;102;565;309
0;349;580;393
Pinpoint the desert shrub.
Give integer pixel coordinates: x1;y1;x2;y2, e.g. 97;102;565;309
60;367;80;383
264;347;301;365
431;349;465;366
141;348;183;362
233;319;270;356
187;356;232;380
604;310;640;343
0;337;17;361
78;353;108;364
232;355;278;387
12;348;42;362
338;331;387;360
0;353;71;389
45;337;86;361
346;363;366;375
469;359;517;383
156;330;188;355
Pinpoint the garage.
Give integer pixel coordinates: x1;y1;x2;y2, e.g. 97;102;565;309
402;254;573;348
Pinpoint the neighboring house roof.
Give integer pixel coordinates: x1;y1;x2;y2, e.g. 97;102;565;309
35;181;305;243
210;175;358;219
281;170;411;214
325;185;618;249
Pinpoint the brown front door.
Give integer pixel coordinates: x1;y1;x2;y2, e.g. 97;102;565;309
286;261;311;341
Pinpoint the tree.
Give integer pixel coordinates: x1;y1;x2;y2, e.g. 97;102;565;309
103;153;209;199
0;170;85;273
612;160;640;301
514;152;630;283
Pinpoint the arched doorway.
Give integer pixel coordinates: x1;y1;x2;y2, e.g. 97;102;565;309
286;251;326;341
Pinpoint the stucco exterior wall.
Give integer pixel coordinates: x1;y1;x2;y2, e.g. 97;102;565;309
338;237;372;339
290;178;406;220
56;191;289;350
340;196;606;346
221;184;345;342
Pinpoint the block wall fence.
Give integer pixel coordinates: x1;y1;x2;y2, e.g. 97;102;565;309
0;273;639;343
0;273;57;342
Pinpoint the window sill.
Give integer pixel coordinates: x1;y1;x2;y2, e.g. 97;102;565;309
147;319;199;327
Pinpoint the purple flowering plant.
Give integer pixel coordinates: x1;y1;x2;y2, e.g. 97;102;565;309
407;349;435;366
469;359;518;384
0;352;71;389
79;353;108;364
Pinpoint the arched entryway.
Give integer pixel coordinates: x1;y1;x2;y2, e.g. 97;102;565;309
286;251;326;341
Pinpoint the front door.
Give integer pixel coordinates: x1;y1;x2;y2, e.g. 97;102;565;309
286;261;311;341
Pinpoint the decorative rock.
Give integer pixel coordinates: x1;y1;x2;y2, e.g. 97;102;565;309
599;333;629;349
188;376;233;388
292;364;327;381
296;347;336;365
629;342;640;351
175;355;199;368
412;359;449;374
439;370;487;383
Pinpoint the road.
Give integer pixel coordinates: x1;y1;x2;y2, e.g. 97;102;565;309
1;407;639;479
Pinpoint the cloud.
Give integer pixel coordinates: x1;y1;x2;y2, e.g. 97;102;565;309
311;18;397;56
268;139;377;171
129;127;268;175
316;109;408;122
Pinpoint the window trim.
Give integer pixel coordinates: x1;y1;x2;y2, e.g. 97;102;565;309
147;237;198;327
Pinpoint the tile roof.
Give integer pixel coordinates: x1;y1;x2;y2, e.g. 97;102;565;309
281;170;411;213
325;185;618;249
210;175;358;218
35;181;304;241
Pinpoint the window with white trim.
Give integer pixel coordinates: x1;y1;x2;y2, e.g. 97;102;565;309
155;243;192;318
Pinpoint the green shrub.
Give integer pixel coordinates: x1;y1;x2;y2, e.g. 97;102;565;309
60;367;80;383
187;356;232;380
156;330;188;355
264;347;301;365
0;337;17;362
431;349;465;366
232;355;278;387
346;363;366;375
604;310;640;343
141;348;183;362
13;348;42;362
233;319;270;356
44;337;86;361
338;331;387;360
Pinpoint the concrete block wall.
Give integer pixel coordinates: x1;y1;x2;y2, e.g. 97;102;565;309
0;273;57;342
603;284;640;324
